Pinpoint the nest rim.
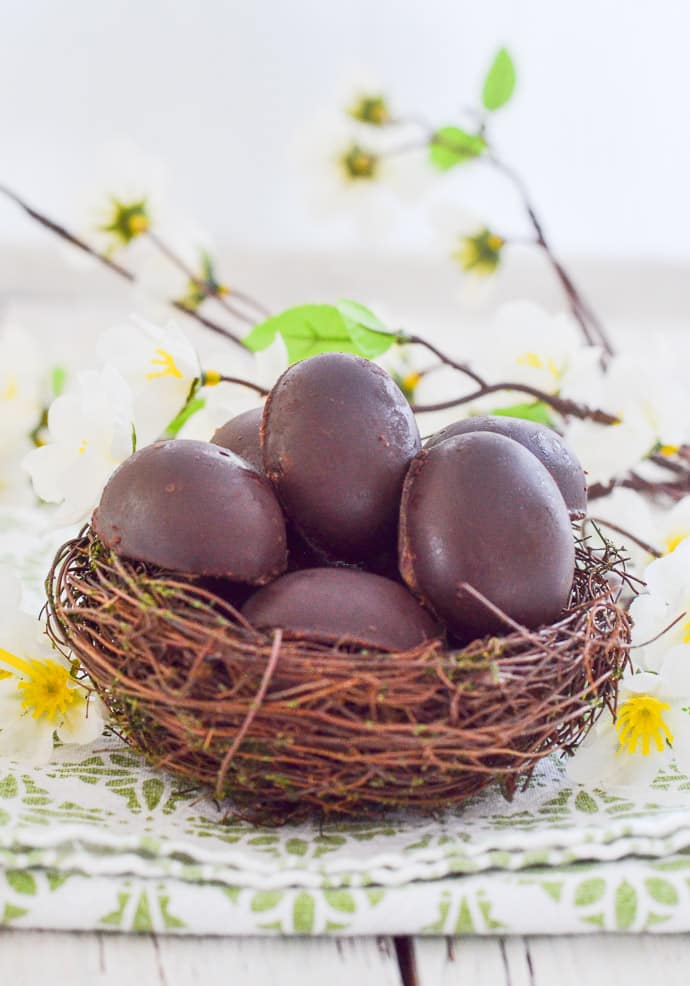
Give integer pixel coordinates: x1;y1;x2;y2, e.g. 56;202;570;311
45;526;631;823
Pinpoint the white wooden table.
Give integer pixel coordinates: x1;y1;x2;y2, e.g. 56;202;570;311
2;931;689;985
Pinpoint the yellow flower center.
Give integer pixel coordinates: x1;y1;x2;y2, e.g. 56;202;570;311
659;444;680;458
341;145;378;181
1;375;18;401
664;532;688;555
516;352;561;380
517;351;544;370
127;213;149;236
616;694;673;756
402;371;421;392
147;348;183;381
78;439;88;456
0;647;82;722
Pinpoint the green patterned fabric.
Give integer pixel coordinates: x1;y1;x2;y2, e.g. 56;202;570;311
2;506;690;936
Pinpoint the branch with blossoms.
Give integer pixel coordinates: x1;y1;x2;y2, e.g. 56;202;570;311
337;49;614;357
3;49;690;532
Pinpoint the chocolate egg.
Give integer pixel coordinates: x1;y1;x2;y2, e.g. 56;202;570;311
262;353;421;563
400;432;575;639
211;407;264;474
425;415;587;519
93;439;287;582
242;568;441;651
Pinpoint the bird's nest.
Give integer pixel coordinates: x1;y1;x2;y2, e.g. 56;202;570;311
45;527;631;823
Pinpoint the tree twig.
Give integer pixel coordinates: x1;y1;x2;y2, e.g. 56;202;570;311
0;183;250;352
146;229;270;322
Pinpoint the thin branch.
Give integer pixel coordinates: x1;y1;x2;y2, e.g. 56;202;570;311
412;380;618;424
400;333;486;387
587;517;661;559
146;229;270;322
205;374;269;397
0;183;249;352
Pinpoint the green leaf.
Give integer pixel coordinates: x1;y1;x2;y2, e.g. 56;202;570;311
251;891;283;912
243;302;394;364
142;777;165;811
51;366;67;397
645;878;679;907
293;892;315;933
482;47;516;111
429;126;486;171
165;396;206;439
285;837;309;856
0;775;18;799
6;871;37;896
574;790;599;814
336;299;395;359
324;890;356;913
615;881;637;930
2;903;28;924
574;878;606;907
491;401;554;426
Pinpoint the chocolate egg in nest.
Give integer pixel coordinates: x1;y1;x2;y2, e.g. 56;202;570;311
45;357;631;823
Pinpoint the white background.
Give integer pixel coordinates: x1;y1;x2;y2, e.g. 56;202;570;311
1;0;689;261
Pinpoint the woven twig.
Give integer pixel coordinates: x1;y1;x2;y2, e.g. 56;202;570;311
45;528;631;822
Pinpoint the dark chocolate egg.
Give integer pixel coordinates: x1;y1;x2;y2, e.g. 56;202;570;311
400;432;575;639
242;568;441;651
93;439;287;582
211;407;264;474
262;353;421;563
425;415;587;519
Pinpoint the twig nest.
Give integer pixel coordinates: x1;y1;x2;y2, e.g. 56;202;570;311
46;531;630;821
241;568;441;651
399;432;575;639
425;415;587;519
93;439;287;582
262;353;420;564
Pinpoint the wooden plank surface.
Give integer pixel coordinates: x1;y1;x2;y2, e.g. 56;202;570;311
4;932;690;986
414;934;690;986
0;932;403;986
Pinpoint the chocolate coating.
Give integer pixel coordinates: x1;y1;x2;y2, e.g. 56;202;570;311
242;568;441;651
211;407;264;474
262;353;421;563
425;415;587;519
400;432;575;639
93;439;287;582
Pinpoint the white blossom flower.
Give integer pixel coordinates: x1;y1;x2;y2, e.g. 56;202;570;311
294;111;399;237
470;301;601;408
628;537;690;672
0;323;43;439
0;570;105;765
178;341;284;441
589;493;690;578
97;317;200;444
431;202;504;278
0;323;46;504
85;139;171;256
567;664;690;790
564;352;690;487
23;365;134;523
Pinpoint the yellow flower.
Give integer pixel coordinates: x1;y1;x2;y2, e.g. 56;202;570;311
0;570;106;764
452;228;504;276
98;198;151;252
347;94;391;127
339;144;379;182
